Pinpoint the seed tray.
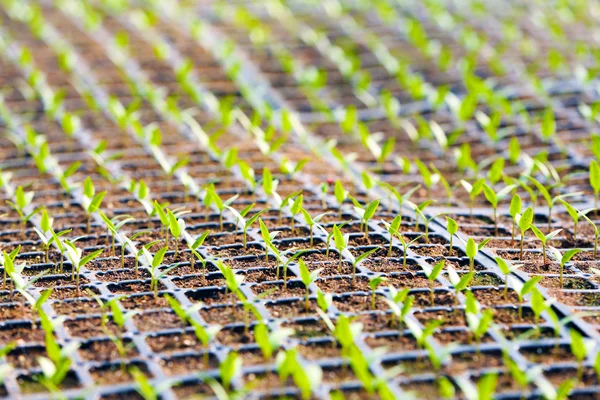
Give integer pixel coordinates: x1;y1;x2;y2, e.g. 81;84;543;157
1;0;600;399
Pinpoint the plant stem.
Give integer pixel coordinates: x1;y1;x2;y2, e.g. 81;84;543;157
449;236;453;256
519;233;525;260
430;281;434;306
493;207;498;236
371;289;376;310
542;243;547;265
338;252;343;273
560;263;564;288
305;290;309;313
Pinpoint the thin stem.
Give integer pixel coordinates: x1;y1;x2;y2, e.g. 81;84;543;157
519;233;525;260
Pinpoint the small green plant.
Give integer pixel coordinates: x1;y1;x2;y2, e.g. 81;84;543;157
495;257;522;300
548;247;582;288
590;159;600;210
219;351;242;391
482;183;515;235
509;194;522;245
6;185;40;234
581;210;600;258
64;241;103;294
464;292;494;353
422;260;445;306
81;177;107;234
254;322;293;361
516;206;534;260
559;199;583;242
298;259;322;312
570;328;594;381
348;247;378;285
530;226;562;265
460;178;485;219
383;287;414;331
300;207;328;247
465;237;491;272
352;199;379;242
142;246;177;297
511;276;543;318
267;246;306;290
186;231;210;275
131;366;171;400
368;276;387;310
332;224;350;273
446;217;458;255
334;179;348;217
204;186;238;230
446;266;474;309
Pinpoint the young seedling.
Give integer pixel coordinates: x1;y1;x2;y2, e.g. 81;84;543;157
495;257;522;300
530;226;562;265
376;215;398;258
33;210;71;264
267;246;306;289
384;287;414;331
63;241;103;294
559;199;582;242
460;178;485;219
425;341;454;376
288;195;303;234
548;247;582;288
164;294;220;367
298;259;321;312
334;179;348;217
422;260;445;306
332;224;350;273
510;276;543;318
226;204;265;249
446;266;474;309
352;199;379;242
415;159;440;197
447;217;458;255
316;289;333;313
516;206;534;260
590;159;600;210
204;186;238;230
482;183;515;236
142;246;177;298
216;260;244;315
254;322;293;361
570;328;594;381
300;207;328;247
348;248;378;285
259;218;280;263
368;276;387;310
526;176;580;231
530;289;552;338
81;177;107;234
465;303;494;354
410;202;443;244
277;348;322;400
7;186;40;234
509;194;522;245
378;182;420;219
581;210;600;258
186;231;210;275
465;237;491;272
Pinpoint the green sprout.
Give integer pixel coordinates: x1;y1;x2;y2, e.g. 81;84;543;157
548;247;582;289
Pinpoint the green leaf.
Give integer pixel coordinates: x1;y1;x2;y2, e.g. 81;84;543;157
262;167;274;195
561;249;581;266
89;192;106;213
354;248;378;266
466;238;477;259
446;217;458;235
518;207;534;233
477;372;498;400
541;107;556;140
334;180;346;205
362;200;379;222
83;177;94;198
167;209;181;238
153;247;168;269
79;248;103;268
509;194;522;218
521;276;543;296
508;137;520;164
591;160;600;194
455;272;474;291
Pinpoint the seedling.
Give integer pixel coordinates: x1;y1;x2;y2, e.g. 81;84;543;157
483;183;515;235
502;350;542;394
276;348;322;400
509;194;522;245
425;341;454;375
316;289;332;312
446;217;458;255
332;224;350;273
460;178;485;219
415;159;440;196
422;260;445;306
590;159;600;210
298;259;321;312
516;206;534;260
142;246;177;297
220;351;242;391
581;210;600;258
334;179;348;217
384;287;414;331
6;185;40;234
186;231;210;275
300;207;328;247
216;260;244;314
99;212;134;258
165;294;220;367
548;247;582;288
530;226;562;265
81;177;107;234
348;247;378;285
495;258;522;300
33;210;71;264
465;299;494;353
259;218;279;263
570;328;594;381
559;199;583;242
288;194;303;234
465;237;491;272
368;276;387;310
254;322;293;361
410;202;443;244
352;198;379;241
395;232;422;268
131;366;171;400
267;246;306;289
378;182;420;219
204;186;238;229
510;276;543;318
63;241;103;294
446;266;474;308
